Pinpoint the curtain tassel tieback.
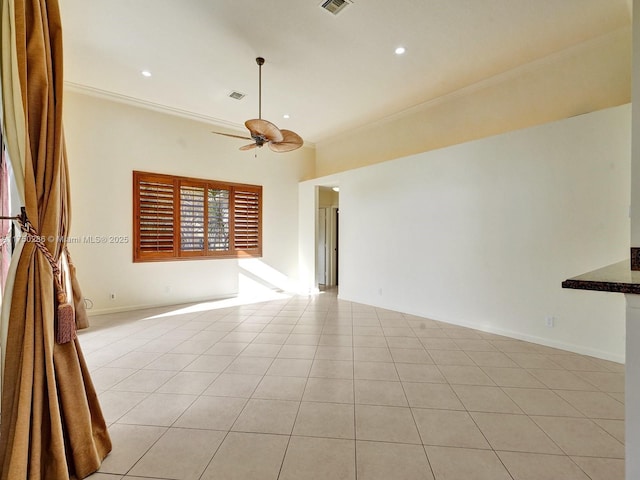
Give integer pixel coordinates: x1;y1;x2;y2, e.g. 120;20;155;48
14;207;76;344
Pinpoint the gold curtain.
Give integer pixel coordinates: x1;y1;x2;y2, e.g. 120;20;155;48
0;0;111;478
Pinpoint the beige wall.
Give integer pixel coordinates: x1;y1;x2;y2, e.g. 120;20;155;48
63;91;315;313
315;27;631;177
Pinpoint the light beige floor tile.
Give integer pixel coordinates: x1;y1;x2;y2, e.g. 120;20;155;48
353;335;388;347
414;329;451;340
353;347;393;362
554;390;624;419
201;432;288;480
129;428;225;480
285;334;321;345
252;375;307;401
310;359;354;379
481;367;546;388
389;348;433;364
279;436;355;480
262;324;295;334
438;365;495;386
232;399;299;435
204;342;248;356
224;356;273;375
465;351;518;367
266;358;312;377
609;392;625;403
452;385;523;414
203;373;262;397
453;339;497;351
98;391;149;423
157;371;219;395
319;334;352;346
471;412;562;454
173;395;246;430
550;354;609;372
277;344;317;359
395;364;446;383
222;332;259;343
303;378;354;403
110;369;176;393
571;456;625;480
444;327;482;339
183;355;235;373
497;451;590;480
354;361;398;381
383;327;415;337
385;337;423;349
425;446;512;480
98;424;166;474
91;367;137;391
505;353;562;369
593;418;625;443
356;441;434;480
293;401;355;439
532;416;624;458
413;408;490;449
355;405;421;444
118;393;196;426
239;343;282;357
87;473;123;480
574;371;625;393
528;369;599;391
355;380;408;406
490;340;539;353
106;351;162;369
315;346;353;360
403;382;465;410
143;353;200;371
252;332;289;345
427;350;474;365
502;387;582;417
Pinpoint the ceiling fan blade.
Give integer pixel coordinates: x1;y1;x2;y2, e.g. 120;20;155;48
212;131;252;140
245;119;284;143
239;143;259;151
269;129;304;152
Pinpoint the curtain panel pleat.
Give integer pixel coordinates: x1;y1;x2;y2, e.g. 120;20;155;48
0;1;111;479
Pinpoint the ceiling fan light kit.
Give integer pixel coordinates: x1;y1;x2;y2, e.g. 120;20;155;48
213;57;303;153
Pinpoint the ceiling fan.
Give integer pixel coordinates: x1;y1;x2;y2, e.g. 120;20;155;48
213;57;303;152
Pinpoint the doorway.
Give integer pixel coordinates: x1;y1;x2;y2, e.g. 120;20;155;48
316;187;339;288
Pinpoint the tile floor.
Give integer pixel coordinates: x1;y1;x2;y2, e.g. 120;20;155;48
83;290;625;480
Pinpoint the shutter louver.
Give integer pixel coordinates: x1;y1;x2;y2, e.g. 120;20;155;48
233;188;261;251
137;178;175;257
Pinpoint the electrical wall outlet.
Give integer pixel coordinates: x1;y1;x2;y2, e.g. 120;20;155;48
545;316;555;328
109;292;116;300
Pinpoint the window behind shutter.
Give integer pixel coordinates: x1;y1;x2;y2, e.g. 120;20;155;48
208;188;230;251
180;184;206;254
135;173;176;260
233;187;261;253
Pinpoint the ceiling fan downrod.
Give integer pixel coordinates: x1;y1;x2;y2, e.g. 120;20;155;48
256;57;264;120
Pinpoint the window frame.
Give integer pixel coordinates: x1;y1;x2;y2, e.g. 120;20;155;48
133;171;262;262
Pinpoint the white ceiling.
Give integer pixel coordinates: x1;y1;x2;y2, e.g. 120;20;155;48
59;0;631;145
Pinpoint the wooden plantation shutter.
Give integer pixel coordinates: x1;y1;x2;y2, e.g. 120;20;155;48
134;172;177;260
233;186;261;254
133;171;262;262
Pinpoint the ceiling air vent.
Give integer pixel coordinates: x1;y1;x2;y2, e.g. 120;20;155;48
228;91;245;100
320;0;350;15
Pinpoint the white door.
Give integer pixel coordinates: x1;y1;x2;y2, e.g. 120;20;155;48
316;208;327;285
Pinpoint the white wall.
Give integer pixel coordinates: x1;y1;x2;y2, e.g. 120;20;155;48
302;104;630;361
64;92;315;313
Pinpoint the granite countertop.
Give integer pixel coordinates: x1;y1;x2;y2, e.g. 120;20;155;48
562;260;640;294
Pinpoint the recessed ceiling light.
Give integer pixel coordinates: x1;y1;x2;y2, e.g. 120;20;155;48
332;187;340;192
283;114;290;119
395;47;406;55
141;70;152;77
